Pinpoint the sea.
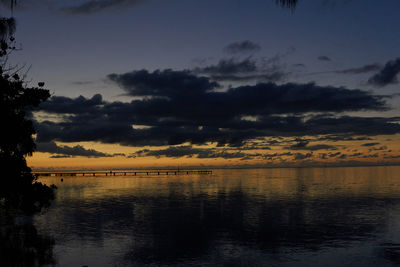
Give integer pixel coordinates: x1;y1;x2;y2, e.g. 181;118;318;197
30;166;400;266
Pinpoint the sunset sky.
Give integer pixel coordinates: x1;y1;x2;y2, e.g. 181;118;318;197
4;0;400;170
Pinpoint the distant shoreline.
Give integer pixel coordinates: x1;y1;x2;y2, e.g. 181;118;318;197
32;162;400;172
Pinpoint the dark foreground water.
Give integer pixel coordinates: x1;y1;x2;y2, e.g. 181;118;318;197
27;166;400;266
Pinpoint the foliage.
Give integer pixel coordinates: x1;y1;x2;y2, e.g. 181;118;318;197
277;0;298;8
0;16;55;215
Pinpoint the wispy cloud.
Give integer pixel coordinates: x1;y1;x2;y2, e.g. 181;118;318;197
223;40;261;55
368;58;400;87
318;56;332;62
60;0;147;14
71;81;93;85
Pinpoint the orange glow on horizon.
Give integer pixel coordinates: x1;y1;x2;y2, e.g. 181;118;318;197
26;134;400;171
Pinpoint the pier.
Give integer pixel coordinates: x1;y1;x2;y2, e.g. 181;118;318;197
33;170;212;177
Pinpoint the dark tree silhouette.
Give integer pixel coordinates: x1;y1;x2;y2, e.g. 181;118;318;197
0;0;298;12
0;5;56;266
277;0;298;8
0;12;55;214
0;68;55;214
0;209;56;267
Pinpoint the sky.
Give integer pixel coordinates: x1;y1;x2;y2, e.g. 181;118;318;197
3;0;400;170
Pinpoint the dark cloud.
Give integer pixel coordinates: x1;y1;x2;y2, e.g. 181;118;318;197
133;146;202;158
302;117;400;136
131;146;253;159
262;152;293;160
287;140;338;151
193;51;290;83
288;139;309;149
368;58;400;87
35;109;397;149
36;141;117;158
305;145;338;151
50;155;72;159
109;69;386;114
195;58;258;75
108;69;218;98
236;142;271;151
384;155;400;159
318;56;332;61
197;150;249;159
362;153;379;158
319;153;328;159
205;72;287;83
329;152;341;158
33;69;396;148
294;63;305;68
369;146;387;152
223;41;261;54
61;0;146;14
192;46;295;83
316;135;373;142
336;63;382;74
38;94;104;114
361;142;380;147
309;63;382;76
294;152;313;160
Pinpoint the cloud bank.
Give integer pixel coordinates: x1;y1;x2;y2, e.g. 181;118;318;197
36;141;121;158
32;69;396;151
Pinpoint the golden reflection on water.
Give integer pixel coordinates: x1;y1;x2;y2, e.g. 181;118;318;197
33;166;400;266
38;166;400;202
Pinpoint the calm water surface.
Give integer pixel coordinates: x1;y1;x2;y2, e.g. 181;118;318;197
35;166;400;266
